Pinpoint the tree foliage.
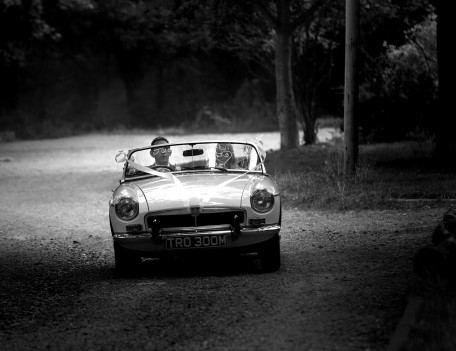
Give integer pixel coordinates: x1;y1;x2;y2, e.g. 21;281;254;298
358;4;437;142
0;0;442;147
293;0;344;144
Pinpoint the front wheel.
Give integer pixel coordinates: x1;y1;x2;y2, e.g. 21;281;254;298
113;242;141;277
258;234;281;272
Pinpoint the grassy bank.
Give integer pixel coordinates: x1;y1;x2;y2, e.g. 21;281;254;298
265;140;456;211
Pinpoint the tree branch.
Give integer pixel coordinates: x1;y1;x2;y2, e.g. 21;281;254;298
251;0;277;29
291;0;327;31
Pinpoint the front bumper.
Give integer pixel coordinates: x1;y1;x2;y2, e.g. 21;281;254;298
112;224;280;256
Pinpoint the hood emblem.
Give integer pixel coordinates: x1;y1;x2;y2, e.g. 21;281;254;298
190;207;201;217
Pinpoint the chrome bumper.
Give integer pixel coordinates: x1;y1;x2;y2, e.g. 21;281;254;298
113;224;280;240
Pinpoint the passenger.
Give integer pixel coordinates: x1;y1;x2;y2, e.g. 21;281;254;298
215;143;236;169
149;136;176;171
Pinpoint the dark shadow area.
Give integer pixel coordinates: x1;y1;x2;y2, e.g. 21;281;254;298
118;253;264;279
0;241;113;332
0;243;266;316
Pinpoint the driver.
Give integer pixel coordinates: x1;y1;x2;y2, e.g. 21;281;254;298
149;136;177;171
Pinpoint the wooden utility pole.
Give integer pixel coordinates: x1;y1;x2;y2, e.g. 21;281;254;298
344;0;359;174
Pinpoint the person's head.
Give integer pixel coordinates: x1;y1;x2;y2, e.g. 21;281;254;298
150;136;171;165
151;136;169;146
216;143;235;168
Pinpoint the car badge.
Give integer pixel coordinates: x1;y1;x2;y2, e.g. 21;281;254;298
190;207;201;217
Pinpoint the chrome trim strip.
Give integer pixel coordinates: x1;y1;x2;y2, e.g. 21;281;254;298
160;224;231;233
164;230;232;237
114;233;152;239
113;224;280;240
144;208;247;217
242;224;281;232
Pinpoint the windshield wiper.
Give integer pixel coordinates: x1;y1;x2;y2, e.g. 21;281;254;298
184;166;228;172
209;166;228;172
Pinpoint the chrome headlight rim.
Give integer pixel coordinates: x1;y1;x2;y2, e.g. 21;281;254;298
250;189;274;213
115;197;139;220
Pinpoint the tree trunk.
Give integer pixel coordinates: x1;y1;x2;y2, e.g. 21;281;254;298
303;111;317;145
275;0;299;150
344;0;359;174
0;65;19;128
294;69;318;145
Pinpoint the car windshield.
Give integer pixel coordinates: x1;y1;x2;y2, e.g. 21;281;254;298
124;142;263;179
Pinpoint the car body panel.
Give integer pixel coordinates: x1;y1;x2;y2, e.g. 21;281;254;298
139;173;253;210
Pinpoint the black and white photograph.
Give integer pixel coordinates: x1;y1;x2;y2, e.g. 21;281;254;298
0;0;454;350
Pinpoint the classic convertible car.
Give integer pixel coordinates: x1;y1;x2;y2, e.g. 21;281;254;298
109;140;281;275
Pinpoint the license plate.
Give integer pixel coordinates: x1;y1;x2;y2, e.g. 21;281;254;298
166;234;227;250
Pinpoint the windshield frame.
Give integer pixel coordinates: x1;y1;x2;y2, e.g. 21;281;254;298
120;140;266;182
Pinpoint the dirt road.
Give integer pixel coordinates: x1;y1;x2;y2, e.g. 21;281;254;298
0;135;440;350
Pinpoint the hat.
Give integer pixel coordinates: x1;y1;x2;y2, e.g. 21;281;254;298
151;136;169;145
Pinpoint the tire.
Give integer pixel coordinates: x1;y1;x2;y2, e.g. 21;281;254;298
259;234;281;272
113;242;141;277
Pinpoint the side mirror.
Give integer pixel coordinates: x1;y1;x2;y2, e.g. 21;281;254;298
115;150;127;163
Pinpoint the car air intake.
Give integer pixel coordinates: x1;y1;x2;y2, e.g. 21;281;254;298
146;211;245;229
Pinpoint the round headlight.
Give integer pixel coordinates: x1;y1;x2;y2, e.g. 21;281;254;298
251;189;274;213
115;197;139;220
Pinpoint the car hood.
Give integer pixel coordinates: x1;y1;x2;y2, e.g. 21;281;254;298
134;173;259;211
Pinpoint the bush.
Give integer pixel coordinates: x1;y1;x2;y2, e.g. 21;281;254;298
359;13;437;143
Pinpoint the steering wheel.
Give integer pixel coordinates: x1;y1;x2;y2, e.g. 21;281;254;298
150;165;174;172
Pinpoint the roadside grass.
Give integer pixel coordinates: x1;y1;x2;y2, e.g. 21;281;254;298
266;140;456;210
267;139;456;350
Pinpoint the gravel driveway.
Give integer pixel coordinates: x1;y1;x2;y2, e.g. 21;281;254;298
0;134;440;350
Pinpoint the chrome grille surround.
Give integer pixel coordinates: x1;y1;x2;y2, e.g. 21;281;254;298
145;208;246;231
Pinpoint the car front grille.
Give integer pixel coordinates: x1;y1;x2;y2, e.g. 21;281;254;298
146;210;245;229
